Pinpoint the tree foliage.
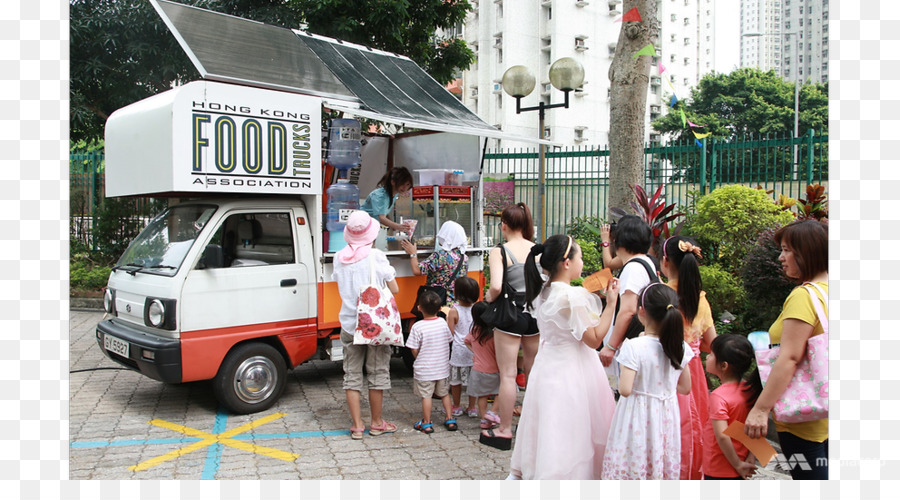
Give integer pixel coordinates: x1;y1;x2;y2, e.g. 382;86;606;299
71;0;475;144
651;67;828;141
294;0;474;86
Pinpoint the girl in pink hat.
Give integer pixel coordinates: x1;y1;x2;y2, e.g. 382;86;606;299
332;210;400;439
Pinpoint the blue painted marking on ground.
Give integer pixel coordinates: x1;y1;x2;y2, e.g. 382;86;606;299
232;430;350;439
201;407;229;480
71;438;202;449
70;429;352;450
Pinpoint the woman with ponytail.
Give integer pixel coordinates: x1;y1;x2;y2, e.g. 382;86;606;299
601;284;694;480
479;203;538;450
504;235;619;479
661;235;717;479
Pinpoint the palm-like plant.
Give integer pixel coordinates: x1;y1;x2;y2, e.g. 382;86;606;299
610;184;685;256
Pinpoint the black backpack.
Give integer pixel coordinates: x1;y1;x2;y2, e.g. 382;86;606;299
613;257;660;340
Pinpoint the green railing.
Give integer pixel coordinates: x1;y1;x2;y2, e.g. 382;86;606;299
482;131;827;242
71;130;827;248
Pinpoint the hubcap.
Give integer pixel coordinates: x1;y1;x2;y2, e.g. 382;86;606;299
233;355;277;404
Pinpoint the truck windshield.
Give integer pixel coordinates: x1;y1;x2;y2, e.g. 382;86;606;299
115;204;217;276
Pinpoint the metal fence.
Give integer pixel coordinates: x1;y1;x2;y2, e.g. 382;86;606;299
70;151;164;251
481;130;827;243
71;130;827;249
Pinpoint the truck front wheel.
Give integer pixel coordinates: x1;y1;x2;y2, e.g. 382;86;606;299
213;343;287;414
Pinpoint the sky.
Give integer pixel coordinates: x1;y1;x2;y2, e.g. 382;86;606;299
714;1;741;74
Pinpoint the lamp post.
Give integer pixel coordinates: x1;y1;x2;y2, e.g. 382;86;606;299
742;30;800;179
501;57;585;243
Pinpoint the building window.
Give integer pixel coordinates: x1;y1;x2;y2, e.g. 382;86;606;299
671;34;677;43
684;37;690;45
670;54;676;62
684;57;690;65
671;14;677;21
683;17;690;25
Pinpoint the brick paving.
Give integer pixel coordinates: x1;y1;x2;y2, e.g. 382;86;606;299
69;309;789;480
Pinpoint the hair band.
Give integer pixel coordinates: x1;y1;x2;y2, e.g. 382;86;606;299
663;236;674;259
666;304;675;310
640;282;665;306
677;239;703;259
563;235;573;260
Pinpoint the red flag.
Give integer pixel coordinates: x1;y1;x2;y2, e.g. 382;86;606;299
621;7;641;22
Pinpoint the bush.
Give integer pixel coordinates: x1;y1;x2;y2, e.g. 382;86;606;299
699;264;745;321
690;185;794;274
575;237;602;277
739;225;795;331
70;259;111;292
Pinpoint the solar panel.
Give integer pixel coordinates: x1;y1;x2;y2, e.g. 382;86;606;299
152;0;354;101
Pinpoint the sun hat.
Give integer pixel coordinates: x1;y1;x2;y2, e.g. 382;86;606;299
337;211;380;264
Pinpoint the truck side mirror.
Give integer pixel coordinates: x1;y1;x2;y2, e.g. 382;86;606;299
199;244;224;269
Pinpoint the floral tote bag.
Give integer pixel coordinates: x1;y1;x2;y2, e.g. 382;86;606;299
353;258;404;346
755;282;828;423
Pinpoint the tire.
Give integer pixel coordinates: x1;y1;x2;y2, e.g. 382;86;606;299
213;342;287;415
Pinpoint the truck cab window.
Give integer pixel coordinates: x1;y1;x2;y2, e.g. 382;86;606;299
212;212;295;267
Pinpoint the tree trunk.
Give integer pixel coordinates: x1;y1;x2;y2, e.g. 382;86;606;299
608;0;659;216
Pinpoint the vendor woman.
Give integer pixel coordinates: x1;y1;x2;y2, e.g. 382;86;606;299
361;166;413;232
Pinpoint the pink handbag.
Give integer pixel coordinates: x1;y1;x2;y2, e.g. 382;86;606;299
353;258;404;346
755;282;828;423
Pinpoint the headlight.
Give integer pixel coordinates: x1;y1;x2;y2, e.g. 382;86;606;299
143;297;177;330
103;288;116;314
147;299;165;327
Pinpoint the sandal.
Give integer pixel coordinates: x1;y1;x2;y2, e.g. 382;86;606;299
369;420;397;436
414;419;434;434
466;408;479;418
444;419;458;431
479;428;512;450
480;419;497;430
349;427;365;440
484;410;500;425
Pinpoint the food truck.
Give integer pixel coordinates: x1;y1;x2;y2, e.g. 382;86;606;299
96;0;550;414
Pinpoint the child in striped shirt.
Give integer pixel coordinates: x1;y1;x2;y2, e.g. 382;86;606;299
406;290;456;433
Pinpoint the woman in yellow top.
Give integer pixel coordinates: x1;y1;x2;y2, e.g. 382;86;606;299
744;219;828;480
660;236;716;480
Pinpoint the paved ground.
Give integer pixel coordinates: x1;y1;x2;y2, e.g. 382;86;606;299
69;309;789;480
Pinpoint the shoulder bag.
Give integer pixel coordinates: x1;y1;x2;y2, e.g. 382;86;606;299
354;258;404;346
754;282;828;423
479;245;520;331
614;256;660;340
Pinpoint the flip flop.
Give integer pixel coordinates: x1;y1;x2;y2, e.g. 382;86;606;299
368;420;397;436
444;419;458;431
414;419;434;434
479;428;512;450
349;427;365;440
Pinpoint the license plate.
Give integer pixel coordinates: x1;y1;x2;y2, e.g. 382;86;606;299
104;334;130;358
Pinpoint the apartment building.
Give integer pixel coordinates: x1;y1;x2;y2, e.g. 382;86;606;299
460;0;714;148
739;0;828;84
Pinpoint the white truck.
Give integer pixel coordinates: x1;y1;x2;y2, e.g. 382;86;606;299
95;0;546;414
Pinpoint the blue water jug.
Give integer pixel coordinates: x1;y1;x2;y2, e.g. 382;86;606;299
326;179;360;232
326;118;361;171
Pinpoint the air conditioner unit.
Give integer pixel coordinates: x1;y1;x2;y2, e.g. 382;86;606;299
470;87;479;98
494;38;503;48
650;105;661;113
650;77;661;85
540;83;552;95
575;39;588;51
608;7;621;15
574;88;588;97
650;133;661;142
492;83;503;93
575;0;589;6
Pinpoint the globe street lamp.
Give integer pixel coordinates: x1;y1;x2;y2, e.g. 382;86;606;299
743;30;800;179
501;57;585;242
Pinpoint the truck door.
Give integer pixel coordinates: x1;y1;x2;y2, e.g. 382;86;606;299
180;209;315;382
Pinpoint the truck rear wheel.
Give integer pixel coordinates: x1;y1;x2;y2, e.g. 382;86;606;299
213;343;286;414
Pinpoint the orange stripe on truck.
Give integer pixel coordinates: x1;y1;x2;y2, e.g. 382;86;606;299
181;318;317;382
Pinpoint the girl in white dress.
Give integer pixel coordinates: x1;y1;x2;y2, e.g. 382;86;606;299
601;283;693;479
508;235;619;479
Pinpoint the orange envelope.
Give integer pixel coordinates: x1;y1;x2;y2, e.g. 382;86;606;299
582;268;613;293
723;420;777;467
